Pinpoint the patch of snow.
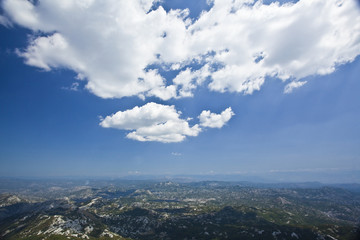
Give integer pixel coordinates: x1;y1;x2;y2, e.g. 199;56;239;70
291;232;299;239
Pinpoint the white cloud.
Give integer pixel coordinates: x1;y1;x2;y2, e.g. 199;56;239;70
182;0;360;94
128;170;141;175
99;102;201;143
0;15;12;27
100;102;233;142
2;0;360;142
1;0;40;30
172;65;210;98
2;0;360;100
2;0;187;100
62;82;80;91
284;81;307;94
171;152;182;156
199;107;234;128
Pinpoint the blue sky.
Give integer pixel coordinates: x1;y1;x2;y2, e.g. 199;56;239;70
0;0;360;182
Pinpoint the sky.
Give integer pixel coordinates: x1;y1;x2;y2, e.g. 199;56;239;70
0;0;360;183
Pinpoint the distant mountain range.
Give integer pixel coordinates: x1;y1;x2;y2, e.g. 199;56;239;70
0;178;359;239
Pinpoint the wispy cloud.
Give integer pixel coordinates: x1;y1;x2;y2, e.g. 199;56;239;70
0;15;12;27
284;81;307;94
62;82;80;91
268;167;357;173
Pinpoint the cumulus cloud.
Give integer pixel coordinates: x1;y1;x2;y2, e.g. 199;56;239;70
99;103;232;142
2;0;360;142
99;102;201;143
2;0;187;100
199;107;234;128
182;0;360;94
2;0;360;99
